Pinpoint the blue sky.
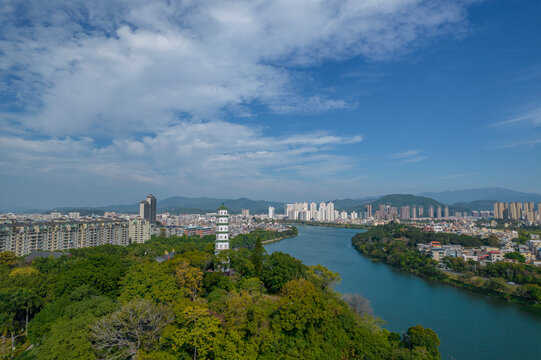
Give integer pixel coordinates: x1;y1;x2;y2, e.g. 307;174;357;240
1;0;540;209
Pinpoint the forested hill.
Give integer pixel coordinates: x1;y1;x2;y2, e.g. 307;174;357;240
371;194;444;209
420;188;541;204
42;196;285;215
0;232;442;359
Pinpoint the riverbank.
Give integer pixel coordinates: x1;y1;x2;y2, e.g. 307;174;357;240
231;227;298;248
350;225;541;311
261;237;286;244
265;225;541;360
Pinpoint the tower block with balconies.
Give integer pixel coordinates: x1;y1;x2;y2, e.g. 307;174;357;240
215;204;229;253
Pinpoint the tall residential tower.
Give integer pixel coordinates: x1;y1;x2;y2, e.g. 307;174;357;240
139;194;157;224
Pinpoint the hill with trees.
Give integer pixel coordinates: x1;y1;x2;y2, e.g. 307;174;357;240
0;232;441;359
420;188;541;204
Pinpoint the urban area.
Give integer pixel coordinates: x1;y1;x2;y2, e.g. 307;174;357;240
1;197;540;267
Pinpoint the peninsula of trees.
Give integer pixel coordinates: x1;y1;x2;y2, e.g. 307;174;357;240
351;224;541;308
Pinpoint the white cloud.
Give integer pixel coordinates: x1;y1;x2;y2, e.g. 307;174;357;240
389;149;427;163
491;138;541;149
0;0;473;137
492;107;541;128
0;0;475;203
0;121;363;194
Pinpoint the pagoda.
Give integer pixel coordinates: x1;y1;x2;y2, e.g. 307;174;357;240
215;204;229;254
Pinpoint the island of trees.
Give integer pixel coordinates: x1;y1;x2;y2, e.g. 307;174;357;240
0;228;441;359
351;224;541;308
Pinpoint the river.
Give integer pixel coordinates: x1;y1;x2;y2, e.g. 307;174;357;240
264;225;541;360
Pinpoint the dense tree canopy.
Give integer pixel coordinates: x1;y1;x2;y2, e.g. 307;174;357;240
0;229;441;359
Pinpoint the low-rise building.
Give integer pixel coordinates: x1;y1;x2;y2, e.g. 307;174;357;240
488;251;504;263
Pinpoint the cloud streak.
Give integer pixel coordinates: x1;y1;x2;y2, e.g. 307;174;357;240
389;149;427;163
492;107;541;128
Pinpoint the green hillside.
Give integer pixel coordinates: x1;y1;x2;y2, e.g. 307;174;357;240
371;194;443;209
451;200;495;211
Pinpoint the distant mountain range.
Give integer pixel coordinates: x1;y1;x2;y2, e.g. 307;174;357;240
7;188;541;215
41;196;285;215
419;188;541;205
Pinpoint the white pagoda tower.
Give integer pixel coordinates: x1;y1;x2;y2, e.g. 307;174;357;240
215;204;229;253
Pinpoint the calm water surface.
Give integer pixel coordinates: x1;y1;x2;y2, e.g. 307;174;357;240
265;225;541;360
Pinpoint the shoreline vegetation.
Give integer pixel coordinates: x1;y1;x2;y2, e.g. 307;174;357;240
350;224;541;312
0;226;443;359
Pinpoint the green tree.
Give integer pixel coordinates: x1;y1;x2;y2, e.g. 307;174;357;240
168;306;222;360
307;264;340;291
175;261;204;301
119;261;183;304
261;252;306;293
0;252;18;266
486;235;500;247
250;237;265;277
518;284;541;303
504;252;526;263
30;293;117;360
403;324;441;359
275;279;325;333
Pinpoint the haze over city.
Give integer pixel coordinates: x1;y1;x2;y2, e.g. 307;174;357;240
1;1;540;209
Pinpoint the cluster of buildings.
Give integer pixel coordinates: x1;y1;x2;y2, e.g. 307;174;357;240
493;202;541;222
1;195;292;257
283;202;340;221
417;237;541;267
280;202;477;223
0;217;151;257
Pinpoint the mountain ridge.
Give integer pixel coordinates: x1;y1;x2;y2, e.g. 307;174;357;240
419;188;541;204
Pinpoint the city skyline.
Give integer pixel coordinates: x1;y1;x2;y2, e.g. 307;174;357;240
1;1;541;209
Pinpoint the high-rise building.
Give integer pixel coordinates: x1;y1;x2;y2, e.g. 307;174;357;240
285;204;294;217
215;204;229;253
139;200;149;219
418;206;424;218
444;206;449;218
299;211;310;221
268;206;275;219
365;204;372;218
50;212;62;220
310;202;317;220
428;206;434;218
400;206;410;219
411;206;417;219
327;202;335;221
241;208;250;219
319;202;327;221
140;194;157;224
146;194;157;224
436;205;442;218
